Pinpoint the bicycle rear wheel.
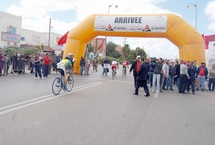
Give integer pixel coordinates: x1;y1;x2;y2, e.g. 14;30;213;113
66;76;74;92
52;77;62;95
112;70;116;80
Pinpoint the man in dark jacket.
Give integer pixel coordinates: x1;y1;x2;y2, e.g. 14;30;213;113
175;61;180;90
80;57;85;75
168;61;176;90
148;57;156;87
133;58;150;97
129;55;141;88
51;53;57;71
187;61;197;94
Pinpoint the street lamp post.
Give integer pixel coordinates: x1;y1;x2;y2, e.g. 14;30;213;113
48;18;53;47
108;4;118;14
186;3;197;30
104;4;118;57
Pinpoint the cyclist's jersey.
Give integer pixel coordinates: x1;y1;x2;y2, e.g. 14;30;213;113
112;60;118;66
111;61;118;70
57;59;71;70
123;61;129;67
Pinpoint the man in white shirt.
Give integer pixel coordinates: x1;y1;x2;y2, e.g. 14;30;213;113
179;60;190;94
162;59;169;90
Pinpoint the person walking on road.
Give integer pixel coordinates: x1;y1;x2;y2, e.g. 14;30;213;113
133;58;150;97
129;55;141;88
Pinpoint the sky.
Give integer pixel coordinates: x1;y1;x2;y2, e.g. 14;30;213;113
0;0;215;59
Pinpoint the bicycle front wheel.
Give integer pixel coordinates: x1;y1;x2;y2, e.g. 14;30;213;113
122;69;125;77
52;77;62;95
66;76;74;92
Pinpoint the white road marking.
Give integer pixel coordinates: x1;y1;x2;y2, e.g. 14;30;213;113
0;82;100;112
76;77;133;84
0;82;102;115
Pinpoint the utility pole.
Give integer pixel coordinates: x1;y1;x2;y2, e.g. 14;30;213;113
48;18;51;47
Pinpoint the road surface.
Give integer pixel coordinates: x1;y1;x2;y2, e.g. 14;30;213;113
0;65;215;145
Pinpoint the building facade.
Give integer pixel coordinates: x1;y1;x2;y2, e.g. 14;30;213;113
0;11;120;57
0;11;22;47
0;11;62;49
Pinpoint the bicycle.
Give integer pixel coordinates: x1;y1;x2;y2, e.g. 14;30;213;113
122;66;126;77
112;68;116;80
52;71;74;95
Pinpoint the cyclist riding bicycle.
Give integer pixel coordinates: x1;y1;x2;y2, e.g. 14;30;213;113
122;60;129;72
111;58;118;74
65;53;74;76
56;56;72;90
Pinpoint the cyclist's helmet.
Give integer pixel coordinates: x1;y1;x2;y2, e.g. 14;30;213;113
65;56;70;59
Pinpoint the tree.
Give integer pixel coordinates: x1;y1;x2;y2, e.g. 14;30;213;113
122;44;131;59
3;47;39;56
127;47;147;63
129;49;137;62
36;44;44;52
87;43;94;53
85;43;95;57
135;47;147;59
2;47;17;55
106;42;121;58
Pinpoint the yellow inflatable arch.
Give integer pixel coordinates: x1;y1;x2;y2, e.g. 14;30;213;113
64;13;205;73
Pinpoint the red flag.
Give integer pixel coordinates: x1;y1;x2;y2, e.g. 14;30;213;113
205;35;209;50
98;38;106;50
203;34;215;49
57;31;69;46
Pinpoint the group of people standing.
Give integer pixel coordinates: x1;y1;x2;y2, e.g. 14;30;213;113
0;48;64;79
173;60;213;94
79;57;97;75
129;55;215;97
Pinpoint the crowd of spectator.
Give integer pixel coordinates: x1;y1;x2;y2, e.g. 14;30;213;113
1;47;215;94
0;47;62;78
130;56;215;96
